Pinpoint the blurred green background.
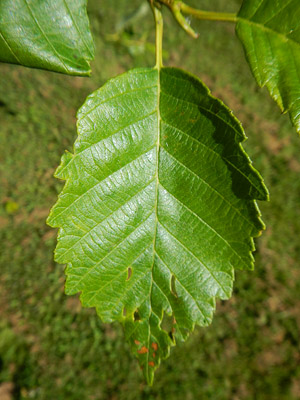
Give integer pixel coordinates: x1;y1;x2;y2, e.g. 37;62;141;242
0;1;300;399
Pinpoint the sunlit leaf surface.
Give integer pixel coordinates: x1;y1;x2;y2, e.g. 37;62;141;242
48;67;268;383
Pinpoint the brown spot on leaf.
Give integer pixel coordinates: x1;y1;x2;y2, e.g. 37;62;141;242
151;342;158;351
148;361;155;367
138;346;148;354
152;353;156;358
134;340;140;345
126;267;132;281
171;275;178;297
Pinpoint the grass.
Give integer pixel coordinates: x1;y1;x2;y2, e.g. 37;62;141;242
0;0;300;399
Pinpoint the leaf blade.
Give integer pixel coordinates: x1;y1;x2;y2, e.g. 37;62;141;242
48;67;268;384
0;0;94;76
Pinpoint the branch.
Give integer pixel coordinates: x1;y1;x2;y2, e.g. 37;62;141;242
156;0;237;38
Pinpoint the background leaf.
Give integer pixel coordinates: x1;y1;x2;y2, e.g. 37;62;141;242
0;0;94;76
236;0;300;133
48;67;268;384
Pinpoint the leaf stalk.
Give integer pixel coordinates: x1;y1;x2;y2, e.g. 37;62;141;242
150;1;164;68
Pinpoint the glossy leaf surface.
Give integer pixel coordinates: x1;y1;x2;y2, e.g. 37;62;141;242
48;67;268;384
0;0;94;76
236;0;300;133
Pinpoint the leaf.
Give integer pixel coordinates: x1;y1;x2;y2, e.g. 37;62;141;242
0;0;94;76
47;67;268;384
236;0;300;133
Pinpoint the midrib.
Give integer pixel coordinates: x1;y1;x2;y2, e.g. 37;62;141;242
153;67;161;254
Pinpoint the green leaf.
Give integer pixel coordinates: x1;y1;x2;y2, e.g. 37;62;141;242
236;0;300;133
0;0;94;76
47;67;268;384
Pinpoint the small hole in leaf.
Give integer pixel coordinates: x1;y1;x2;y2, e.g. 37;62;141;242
134;310;140;321
171;275;178;297
169;331;175;340
126;267;132;281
